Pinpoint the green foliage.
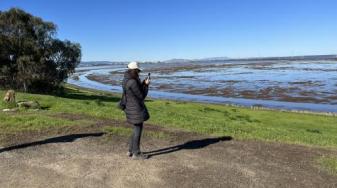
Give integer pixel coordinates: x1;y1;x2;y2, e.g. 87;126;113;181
2;101;17;109
104;127;132;136
317;156;337;175
306;129;321;134
144;130;169;139
94;99;105;106
0;113;83;133
0;8;81;92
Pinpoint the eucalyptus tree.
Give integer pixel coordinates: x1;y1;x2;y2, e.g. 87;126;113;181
0;8;81;92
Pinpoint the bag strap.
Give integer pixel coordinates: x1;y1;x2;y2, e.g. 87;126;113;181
122;81;127;103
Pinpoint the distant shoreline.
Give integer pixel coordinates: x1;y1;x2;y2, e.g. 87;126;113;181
81;54;337;65
66;83;337;116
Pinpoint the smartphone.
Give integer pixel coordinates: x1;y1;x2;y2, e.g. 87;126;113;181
147;73;151;80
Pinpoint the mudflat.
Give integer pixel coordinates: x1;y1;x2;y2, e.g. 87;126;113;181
72;60;337;106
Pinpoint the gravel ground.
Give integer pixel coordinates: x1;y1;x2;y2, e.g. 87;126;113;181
0;122;336;188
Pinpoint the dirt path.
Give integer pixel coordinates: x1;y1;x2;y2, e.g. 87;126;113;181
0;121;337;188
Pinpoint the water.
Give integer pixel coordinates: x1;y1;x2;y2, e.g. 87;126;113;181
67;60;337;113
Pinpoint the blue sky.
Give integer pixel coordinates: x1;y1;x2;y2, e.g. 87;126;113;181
1;0;337;61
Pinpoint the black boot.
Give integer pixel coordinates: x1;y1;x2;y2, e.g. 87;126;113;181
132;152;149;160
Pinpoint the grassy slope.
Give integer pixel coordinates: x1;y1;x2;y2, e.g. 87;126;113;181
0;85;337;148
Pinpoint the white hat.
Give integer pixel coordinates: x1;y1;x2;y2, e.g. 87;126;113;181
127;61;141;71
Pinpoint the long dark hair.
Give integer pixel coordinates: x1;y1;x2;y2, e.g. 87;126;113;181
128;69;140;80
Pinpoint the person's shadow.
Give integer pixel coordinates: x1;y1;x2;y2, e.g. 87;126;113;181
144;136;232;158
0;133;104;153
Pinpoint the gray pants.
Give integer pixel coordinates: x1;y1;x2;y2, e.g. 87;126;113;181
129;123;143;154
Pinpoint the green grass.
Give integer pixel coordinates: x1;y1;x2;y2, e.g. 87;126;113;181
104;127;132;136
0;113;82;133
1;85;337;148
317;156;337;175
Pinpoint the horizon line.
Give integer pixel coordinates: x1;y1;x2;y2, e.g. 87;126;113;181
81;53;337;63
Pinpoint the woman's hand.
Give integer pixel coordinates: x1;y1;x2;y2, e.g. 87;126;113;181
144;78;150;85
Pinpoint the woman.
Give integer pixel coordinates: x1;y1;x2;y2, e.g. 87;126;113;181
122;61;150;160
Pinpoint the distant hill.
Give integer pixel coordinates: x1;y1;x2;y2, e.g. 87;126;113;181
163;59;193;63
228;55;337;61
80;54;337;66
198;57;229;61
80;61;127;67
159;55;337;63
163;57;229;63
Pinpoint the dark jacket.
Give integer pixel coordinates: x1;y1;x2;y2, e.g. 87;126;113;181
122;70;150;124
